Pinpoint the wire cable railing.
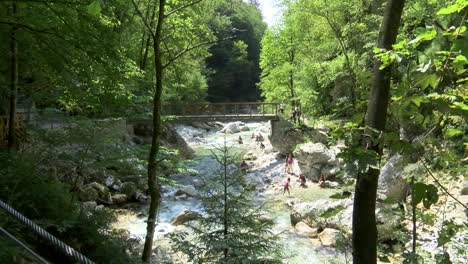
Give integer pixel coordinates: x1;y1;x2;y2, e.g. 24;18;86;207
0;200;94;264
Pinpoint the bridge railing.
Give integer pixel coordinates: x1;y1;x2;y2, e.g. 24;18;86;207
161;102;278;117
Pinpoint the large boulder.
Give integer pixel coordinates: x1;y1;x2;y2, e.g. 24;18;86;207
378;154;414;201
111;194;128;204
291;197;402;241
83;182;111;203
290;199;343;227
79;185;99;202
295;222;319;238
120;182;137;198
243;151;257;161
294;143;339;181
161;124;194;159
171;210;199;226
318;228;340;247
220;122;246;134
269;118;328;155
460;178;468;195
175;185;197;198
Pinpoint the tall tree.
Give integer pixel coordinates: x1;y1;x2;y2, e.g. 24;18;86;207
171;142;278;262
131;0;217;261
7;0;18;151
352;0;405;263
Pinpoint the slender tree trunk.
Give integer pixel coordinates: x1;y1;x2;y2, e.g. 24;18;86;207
411;175;417;255
287;35;296;109
142;0;166;262
140;7;155;70
8;0;18;151
223;143;228;259
352;1;405;263
323;15;356;108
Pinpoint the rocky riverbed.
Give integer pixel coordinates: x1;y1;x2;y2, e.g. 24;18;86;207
111;120;467;263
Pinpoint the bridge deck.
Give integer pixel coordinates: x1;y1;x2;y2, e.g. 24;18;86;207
168;114;278;122
162;102;279;122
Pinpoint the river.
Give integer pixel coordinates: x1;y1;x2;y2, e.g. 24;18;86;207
116;121;346;263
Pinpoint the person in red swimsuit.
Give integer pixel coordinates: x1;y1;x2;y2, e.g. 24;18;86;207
283;178;291;196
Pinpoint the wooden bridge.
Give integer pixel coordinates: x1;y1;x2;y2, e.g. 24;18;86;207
161;102;279;122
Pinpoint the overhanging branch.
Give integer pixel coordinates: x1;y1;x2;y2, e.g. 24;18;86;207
131;0;156;39
165;0;204;17
162;36;234;69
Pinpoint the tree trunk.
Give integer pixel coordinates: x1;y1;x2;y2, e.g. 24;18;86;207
352;1;405;263
140;7;155;70
142;0;166;262
223;143;228;259
8;0;18;151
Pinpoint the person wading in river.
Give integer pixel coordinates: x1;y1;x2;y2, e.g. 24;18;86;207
285;153;295;175
283;178;291;196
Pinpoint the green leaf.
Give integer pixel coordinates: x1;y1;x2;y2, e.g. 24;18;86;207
443;26;467;36
412;183;427;205
417;28;437;41
409;28;437;46
418;74;440;89
451;39;468;57
438;222;458;247
437;0;468;15
87;0;102;16
411;96;426;107
444;128;463;138
435;252;452;264
453;55;468;68
423;184;439;209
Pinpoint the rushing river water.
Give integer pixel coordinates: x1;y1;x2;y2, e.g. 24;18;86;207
117;122;346;263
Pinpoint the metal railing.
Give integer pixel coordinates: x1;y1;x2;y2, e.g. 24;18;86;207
161;102;279;119
0;200;94;264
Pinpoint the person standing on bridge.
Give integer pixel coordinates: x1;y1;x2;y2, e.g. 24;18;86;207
279;102;285;114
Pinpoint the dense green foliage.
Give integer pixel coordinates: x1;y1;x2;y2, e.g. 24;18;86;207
206;0;266;102
0;151;138;264
259;0;467;262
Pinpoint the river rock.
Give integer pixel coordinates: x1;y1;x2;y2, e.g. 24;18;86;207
171;210;199;226
82;201;97;211
319;228;340;247
175;185;197;197
290;199;343;226
84;182;111;203
220;121;245;134
79;185;99;202
243;151;257;161
284;198;302;208
322;181;339;188
321;165;340;179
135;191;148;202
294;143;338;182
295;222;319;238
104;176;115;187
161;124;194;159
111;194;128;204
269;118;328;155
240;125;250;131
378;154;411;201
120;182;137;198
461;178;468;195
